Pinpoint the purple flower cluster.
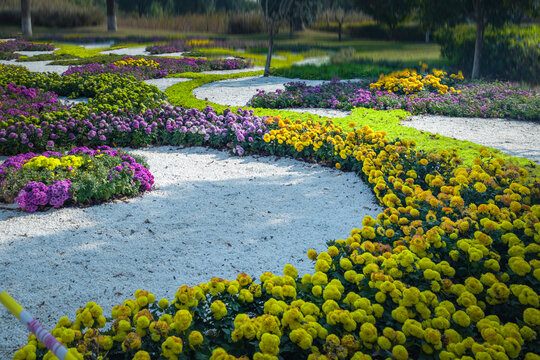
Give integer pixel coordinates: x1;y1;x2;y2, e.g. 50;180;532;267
0;39;55;60
0;105;267;156
14;180;72;212
62;56;251;80
248;80;539;121
109;155;154;192
68;145;119;157
0;83;65;127
146;39;267;54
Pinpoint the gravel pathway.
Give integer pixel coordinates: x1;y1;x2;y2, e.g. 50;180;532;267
0;146;382;356
0;59;69;74
403;115;540;164
99;46;151;56
194;76;329;107
143;77;191;92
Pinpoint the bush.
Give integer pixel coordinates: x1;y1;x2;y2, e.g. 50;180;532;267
436;24;540;83
311;21;425;41
0;0;103;28
227;11;265;34
0;64;167;114
0;147;153;212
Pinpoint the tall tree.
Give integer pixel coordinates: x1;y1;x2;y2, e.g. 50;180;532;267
259;0;294;77
21;0;32;36
418;0;538;79
107;0;117;32
323;0;353;41
285;0;320;38
350;0;417;38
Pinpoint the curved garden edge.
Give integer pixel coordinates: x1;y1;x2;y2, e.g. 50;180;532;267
163;71;539;176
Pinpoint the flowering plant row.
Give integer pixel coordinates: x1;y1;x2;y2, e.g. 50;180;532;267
0;64;167;122
146;38;267;55
0;39;55;60
62;56;251;81
248;78;539;121
12;112;539;359
0;146;153;212
0;82;69;129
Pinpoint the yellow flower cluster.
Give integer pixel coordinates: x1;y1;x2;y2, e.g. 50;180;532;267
113;57;160;69
23;155;84;171
369;68;464;95
185;39;214;48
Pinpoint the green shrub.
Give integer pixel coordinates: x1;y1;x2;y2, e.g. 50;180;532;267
312;21;425;41
227;11;265;34
436;24;540;83
0;64;166;114
271;63;394;80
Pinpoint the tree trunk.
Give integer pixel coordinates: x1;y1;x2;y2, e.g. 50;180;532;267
326;12;330;31
289;16;294;39
425;31;430;43
107;0;117;32
471;0;485;79
21;0;32;37
264;23;274;77
338;21;342;42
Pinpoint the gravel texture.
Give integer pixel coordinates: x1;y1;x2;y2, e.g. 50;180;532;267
0;146;382;356
0;59;69;74
286;108;351;118
143;77;191;92
99;46;151;56
14;50;57;57
199;66;264;75
194;76;328;107
402;115;540;164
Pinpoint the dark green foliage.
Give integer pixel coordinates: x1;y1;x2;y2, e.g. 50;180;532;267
349;0;418;36
436;24;540;83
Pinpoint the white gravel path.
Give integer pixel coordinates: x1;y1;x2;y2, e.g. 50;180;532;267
80;42;114;49
14;50;57;57
285;108;351;118
0;59;69;74
0;146;382;356
200;66;264;75
143;77;191;92
100;46;151;56
194;76;329;107
99;47;183;57
402;115;540;164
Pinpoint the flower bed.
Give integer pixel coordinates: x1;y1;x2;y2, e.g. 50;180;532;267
0;146;153;212
0;64;166;116
0;82;68;128
0;38;55;60
0;103;266;156
62;56;251;80
248;76;539;121
146;38;267;55
10;112;540;359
